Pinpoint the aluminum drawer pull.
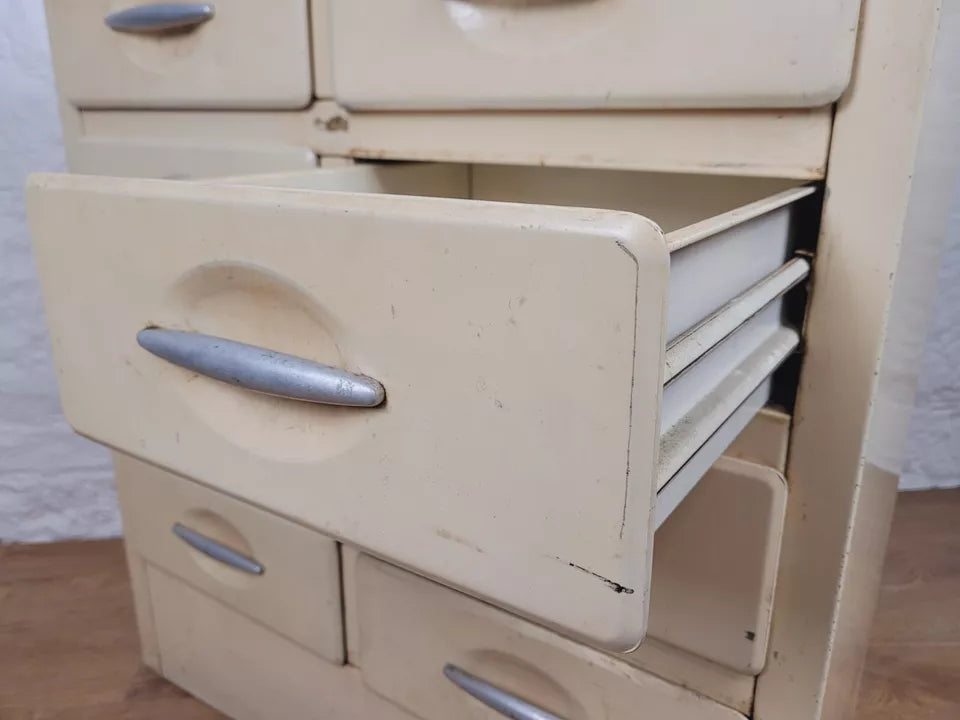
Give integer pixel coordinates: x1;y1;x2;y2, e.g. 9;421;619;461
137;328;385;407
105;3;215;33
172;523;263;575
443;664;563;720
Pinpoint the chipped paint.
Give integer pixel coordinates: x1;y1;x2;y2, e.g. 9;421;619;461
566;560;635;595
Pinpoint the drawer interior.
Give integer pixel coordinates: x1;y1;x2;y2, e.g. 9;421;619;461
216;162;800;226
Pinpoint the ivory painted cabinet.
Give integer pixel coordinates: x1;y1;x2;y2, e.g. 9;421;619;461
32;1;958;719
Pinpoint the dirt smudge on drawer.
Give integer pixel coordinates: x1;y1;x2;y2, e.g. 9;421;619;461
435;528;485;554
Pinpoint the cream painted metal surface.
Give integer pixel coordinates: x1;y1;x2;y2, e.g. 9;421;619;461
660;303;794;451
122;533;161;671
656;302;801;520
68;138;317;179
658;379;775;527
664;259;809;383
616;638;755;715
725;408;791;474
330;0;860;110
218;162;471;197
650;457;787;674
45;0;311;109
341;547;755;714
114;453;344;663
755;1;955;717
341;544;364;666
356;555;745;720
28;163;806;650
221;163;812;342
29;169;663;650
467;165;812;342
31;0;945;715
80;102;835;179
311;0;334;98
147;565;417;720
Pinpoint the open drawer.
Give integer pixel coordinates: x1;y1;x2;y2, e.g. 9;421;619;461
27;162;810;651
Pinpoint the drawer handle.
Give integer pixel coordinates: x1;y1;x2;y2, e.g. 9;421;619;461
105;3;215;33
443;664;563;720
137;328;386;407
172;523;264;575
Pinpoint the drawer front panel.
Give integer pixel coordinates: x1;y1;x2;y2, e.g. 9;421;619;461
725;408;791;473
46;0;311;109
330;0;861;110
356;555;744;720
148;565;415;719
29;172;667;650
114;453;344;663
650;456;788;673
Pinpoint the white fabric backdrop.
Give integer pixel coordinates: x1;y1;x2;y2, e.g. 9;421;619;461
0;0;956;541
0;1;118;542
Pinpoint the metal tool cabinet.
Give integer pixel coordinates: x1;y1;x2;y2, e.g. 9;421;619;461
31;1;957;718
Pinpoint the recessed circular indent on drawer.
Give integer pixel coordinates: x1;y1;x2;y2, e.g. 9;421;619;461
158;262;371;462
107;1;207;75
444;0;622;58
463;649;587;719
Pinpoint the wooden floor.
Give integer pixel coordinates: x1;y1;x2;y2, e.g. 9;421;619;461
852;488;960;719
1;490;959;719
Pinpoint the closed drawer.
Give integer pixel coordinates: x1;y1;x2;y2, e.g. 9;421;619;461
114;452;344;663
147;564;416;720
648;456;787;674
45;0;311;109
356;554;744;720
28;162;810;651
329;0;860;110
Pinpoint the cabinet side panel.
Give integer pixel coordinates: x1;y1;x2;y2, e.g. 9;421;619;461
755;0;945;718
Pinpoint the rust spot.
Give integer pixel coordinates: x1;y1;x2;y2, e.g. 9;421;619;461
323;115;349;132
